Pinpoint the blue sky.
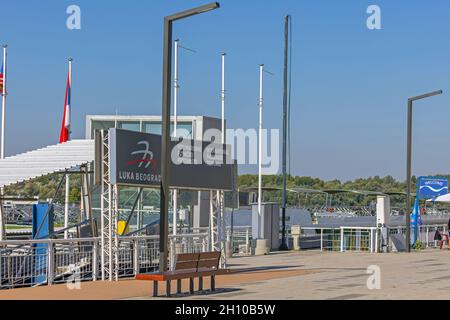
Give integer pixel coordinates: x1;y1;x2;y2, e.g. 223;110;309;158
1;0;450;181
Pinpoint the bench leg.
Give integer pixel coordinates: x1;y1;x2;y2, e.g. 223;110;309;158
166;280;171;297
211;275;215;292
177;279;182;294
153;281;158;297
189;278;194;294
199;277;203;291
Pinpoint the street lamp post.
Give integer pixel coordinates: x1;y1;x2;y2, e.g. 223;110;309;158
405;90;443;252
160;2;220;272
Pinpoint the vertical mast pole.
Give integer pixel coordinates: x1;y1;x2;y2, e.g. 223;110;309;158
64;58;72;239
280;15;290;250
258;64;264;239
0;45;7;241
173;40;179;236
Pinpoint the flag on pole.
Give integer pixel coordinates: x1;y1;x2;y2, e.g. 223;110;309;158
59;64;71;143
0;63;4;93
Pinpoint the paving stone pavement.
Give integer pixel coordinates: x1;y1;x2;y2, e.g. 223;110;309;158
3;249;450;300
166;249;450;300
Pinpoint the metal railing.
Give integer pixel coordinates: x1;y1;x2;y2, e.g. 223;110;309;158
0;232;209;290
226;226;252;256
387;224;449;250
297;227;378;252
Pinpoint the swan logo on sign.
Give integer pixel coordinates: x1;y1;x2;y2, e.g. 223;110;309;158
418;177;448;199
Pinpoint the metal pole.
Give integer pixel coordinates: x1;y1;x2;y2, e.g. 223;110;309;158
0;45;7;241
406;100;412;252
258;64;264;240
64;176;70;239
1;45;7;160
405;90;442;252
173;39;179;237
64;58;72;240
159;2;220;273
221;53;226;144
219;52;226;262
280;15;290;251
160;17;173;272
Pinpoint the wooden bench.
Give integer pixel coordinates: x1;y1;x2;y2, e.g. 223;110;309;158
136;252;228;297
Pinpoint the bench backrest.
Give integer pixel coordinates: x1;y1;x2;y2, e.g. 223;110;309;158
174;252;221;272
175;253;200;271
197;252;221;270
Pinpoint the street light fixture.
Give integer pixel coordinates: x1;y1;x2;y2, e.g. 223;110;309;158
405;90;443;252
159;2;220;272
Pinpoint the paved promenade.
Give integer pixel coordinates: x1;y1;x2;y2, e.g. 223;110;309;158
1;249;450;300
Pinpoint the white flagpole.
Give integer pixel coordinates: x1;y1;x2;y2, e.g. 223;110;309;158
0;45;7;241
218;53;226;262
172;40;179;236
258;64;264;239
1;45;8;160
64;58;72;239
221;53;226;143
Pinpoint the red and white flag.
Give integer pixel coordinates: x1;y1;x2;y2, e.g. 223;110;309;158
59;61;72;143
0;62;4;94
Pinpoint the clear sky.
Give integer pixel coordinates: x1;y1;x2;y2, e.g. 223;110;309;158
1;0;450;181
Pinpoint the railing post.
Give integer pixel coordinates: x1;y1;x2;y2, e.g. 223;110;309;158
93;239;98;281
340;228;344;252
134;239;139;276
320;229;324;252
47;240;54;286
426;227;429;248
374;228;379;253
369;229;373;253
246;228;250;255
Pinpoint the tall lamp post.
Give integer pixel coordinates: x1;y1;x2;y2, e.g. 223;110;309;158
160;2;220;272
279;15;291;251
405;90;443;252
258;64;264;239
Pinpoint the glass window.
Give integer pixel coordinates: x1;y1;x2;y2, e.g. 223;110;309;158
91;120;115;139
175;123;193;139
143;122;162;135
143;122;192;139
118;121;141;132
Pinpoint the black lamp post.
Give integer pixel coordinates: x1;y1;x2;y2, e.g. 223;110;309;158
405;90;442;252
159;2;220;272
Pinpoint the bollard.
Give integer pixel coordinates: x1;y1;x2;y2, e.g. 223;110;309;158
291;225;301;251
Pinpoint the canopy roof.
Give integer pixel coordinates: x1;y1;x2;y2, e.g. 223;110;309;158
322;189;386;196
0;140;95;188
240;186;326;194
427;194;450;203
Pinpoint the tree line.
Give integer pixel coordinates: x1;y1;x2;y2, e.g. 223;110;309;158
5;173;450;209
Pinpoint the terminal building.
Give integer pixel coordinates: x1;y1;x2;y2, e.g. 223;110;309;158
85;114;223;141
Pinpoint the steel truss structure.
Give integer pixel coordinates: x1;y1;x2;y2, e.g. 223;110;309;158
99;130;119;281
99;130;227;278
210;190;226;267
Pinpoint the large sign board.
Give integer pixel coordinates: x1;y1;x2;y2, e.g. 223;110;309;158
418;176;448;200
106;128;234;191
